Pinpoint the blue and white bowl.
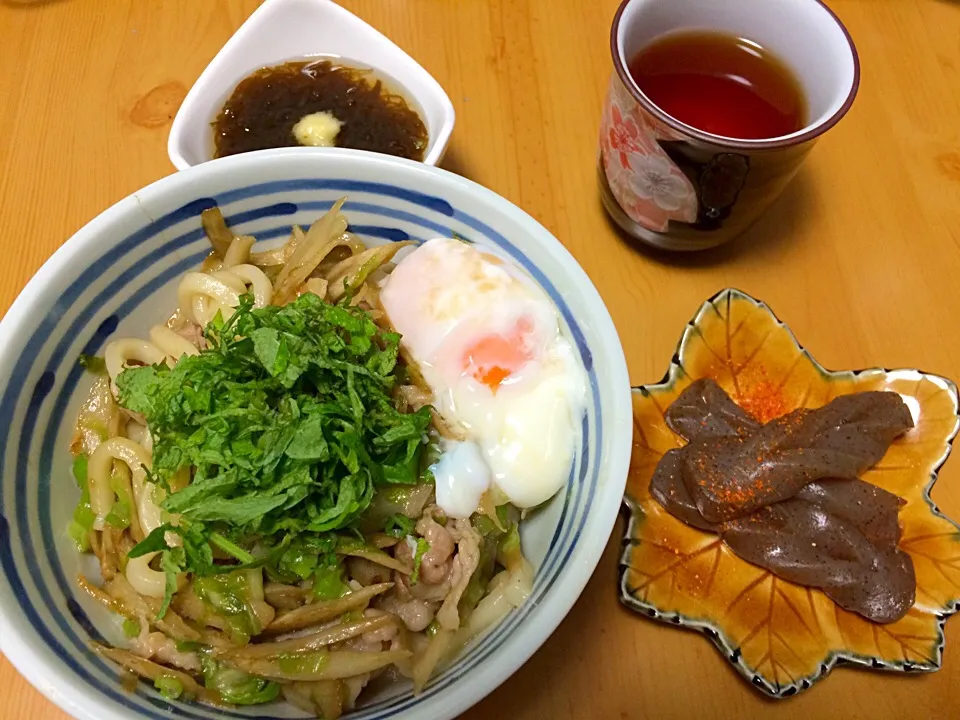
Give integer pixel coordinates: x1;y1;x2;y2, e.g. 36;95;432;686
0;148;631;720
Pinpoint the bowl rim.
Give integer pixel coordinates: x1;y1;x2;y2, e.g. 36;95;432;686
0;147;632;720
167;0;456;170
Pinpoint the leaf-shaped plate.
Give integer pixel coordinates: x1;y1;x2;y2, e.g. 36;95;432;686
621;288;960;698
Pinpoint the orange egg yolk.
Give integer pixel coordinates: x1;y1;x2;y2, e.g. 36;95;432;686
461;318;535;391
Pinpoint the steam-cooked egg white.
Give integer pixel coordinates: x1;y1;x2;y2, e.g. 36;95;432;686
380;238;586;518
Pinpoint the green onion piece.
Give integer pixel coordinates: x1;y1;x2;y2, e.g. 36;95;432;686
69;458;96;552
68;520;91;553
78;354;107;374
312;563;349;600
498;523;522;574
72;455;89;489
154;675;184;700
105;498;131;530
411;537;430;584
122;618;141;638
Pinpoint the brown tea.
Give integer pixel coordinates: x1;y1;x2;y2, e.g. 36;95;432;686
627;31;807;140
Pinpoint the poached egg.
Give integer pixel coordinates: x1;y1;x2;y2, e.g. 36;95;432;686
380;237;586;518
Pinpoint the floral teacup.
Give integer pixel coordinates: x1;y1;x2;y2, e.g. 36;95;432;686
600;0;859;251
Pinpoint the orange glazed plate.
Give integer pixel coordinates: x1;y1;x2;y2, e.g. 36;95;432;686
620;288;960;698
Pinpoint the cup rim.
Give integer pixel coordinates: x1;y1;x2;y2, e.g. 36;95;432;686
609;0;861;151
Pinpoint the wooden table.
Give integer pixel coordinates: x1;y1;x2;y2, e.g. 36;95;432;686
2;0;960;718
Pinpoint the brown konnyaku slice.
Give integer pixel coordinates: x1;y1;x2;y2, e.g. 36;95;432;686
679;385;913;523
649;379;916;623
796;478;904;550
649;448;720;532
720;499;916;623
665;377;760;442
652;463;906;550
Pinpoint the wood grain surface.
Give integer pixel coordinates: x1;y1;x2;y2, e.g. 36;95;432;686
2;1;960;718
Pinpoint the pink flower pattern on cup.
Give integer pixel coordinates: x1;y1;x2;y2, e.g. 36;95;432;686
600;76;698;232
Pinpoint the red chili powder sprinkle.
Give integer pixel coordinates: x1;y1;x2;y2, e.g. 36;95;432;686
739;368;788;423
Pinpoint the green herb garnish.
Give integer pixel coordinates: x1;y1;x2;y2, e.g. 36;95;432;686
119;293;432;615
384;513;416;538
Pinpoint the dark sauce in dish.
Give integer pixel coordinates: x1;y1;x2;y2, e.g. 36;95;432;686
213;60;428;161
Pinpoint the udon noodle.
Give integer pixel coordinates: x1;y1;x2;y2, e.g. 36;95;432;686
69;200;534;716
